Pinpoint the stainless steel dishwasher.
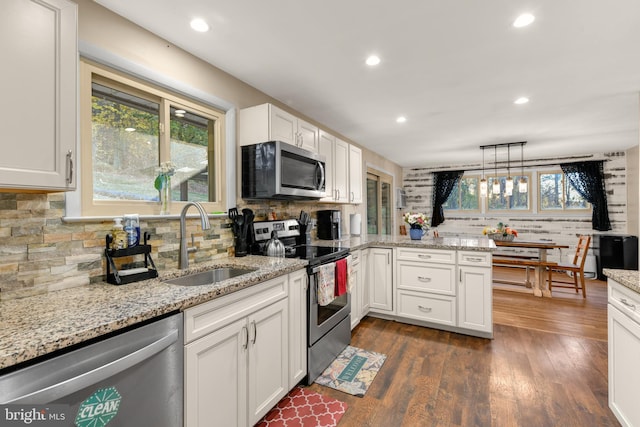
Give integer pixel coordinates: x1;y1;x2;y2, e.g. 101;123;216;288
0;312;183;427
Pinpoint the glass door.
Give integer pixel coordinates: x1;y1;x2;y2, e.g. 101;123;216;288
367;169;393;235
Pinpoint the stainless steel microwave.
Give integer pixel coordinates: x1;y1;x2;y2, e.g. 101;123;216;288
241;141;326;200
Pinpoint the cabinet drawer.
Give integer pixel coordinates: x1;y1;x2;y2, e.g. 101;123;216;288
184;275;288;344
609;280;640;324
351;249;362;266
396;261;455;295
396;290;456;326
457;251;492;267
396;247;455;264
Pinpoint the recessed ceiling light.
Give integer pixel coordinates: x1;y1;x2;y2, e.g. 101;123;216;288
366;55;381;66
513;13;535;28
396;116;407;123
514;97;529;105
190;18;210;32
124;127;136;132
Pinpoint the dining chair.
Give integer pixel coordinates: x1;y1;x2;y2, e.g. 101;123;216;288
547;235;591;298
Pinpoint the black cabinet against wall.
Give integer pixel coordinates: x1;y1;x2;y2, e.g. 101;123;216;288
594;234;638;280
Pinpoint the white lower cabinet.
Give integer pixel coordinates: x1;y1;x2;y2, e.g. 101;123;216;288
184;274;292;427
369;247;394;313
288;269;307;388
366;246;493;338
608;279;640;427
350;250;362;329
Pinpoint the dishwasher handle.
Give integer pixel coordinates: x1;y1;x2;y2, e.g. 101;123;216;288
6;329;178;404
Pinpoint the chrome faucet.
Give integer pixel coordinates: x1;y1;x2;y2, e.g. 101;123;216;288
179;202;211;269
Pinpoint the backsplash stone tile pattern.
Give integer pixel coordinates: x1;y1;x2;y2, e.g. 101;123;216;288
0;193;234;300
402;152;629;263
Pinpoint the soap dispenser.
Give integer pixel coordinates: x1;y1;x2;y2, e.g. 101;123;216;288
111;217;127;250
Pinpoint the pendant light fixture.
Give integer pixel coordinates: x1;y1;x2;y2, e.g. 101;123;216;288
492;146;500;195
518;143;528;193
505;144;514;196
480;147;488;197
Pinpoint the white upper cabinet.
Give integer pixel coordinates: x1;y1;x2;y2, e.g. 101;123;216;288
0;0;77;191
349;144;363;204
319;132;355;204
239;103;319;152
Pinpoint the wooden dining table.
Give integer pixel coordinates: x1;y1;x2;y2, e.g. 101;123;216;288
493;240;569;297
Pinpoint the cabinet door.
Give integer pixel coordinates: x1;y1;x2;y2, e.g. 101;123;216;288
297;118;319;152
269;106;297;146
458;266;492;333
288;269;307;388
0;0;77;191
350;252;362;329
608;305;640;427
248;299;289;425
184;318;247;427
361;249;371;315
319;131;335;202
370;248;393;312
348;144;363;203
334;138;350;203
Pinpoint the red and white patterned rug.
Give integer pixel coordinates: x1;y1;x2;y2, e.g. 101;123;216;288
255;386;347;427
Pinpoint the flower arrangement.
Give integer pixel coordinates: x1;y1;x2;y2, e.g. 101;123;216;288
483;222;518;241
403;212;429;230
154;162;175;215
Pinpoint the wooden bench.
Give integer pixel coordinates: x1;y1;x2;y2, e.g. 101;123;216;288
492;256;558;288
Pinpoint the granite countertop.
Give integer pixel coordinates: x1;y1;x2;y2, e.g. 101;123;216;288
0;256;307;371
603;268;640;294
313;234;497;252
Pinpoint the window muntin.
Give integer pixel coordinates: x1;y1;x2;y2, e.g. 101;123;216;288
487;175;530;211
443;176;480;211
81;61;225;216
539;171;589;211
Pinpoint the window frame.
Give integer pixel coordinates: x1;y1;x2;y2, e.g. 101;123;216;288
538;169;591;213
484;173;533;213
442;174;481;213
80;60;226;216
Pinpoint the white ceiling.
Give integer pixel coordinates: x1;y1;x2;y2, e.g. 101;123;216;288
95;0;640;167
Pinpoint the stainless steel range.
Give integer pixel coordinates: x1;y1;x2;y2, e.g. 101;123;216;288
250;218;351;384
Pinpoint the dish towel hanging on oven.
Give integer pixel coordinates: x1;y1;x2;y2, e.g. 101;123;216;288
335;258;348;297
346;255;354;292
317;262;336;306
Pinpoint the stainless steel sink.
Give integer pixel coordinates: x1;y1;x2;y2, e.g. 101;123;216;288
165;267;258;286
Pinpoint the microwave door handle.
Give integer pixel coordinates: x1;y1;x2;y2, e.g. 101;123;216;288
315;162;325;191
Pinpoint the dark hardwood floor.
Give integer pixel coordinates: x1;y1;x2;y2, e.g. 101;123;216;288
307;267;620;426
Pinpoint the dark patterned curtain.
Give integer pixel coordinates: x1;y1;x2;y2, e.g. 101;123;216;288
560;161;611;231
431;170;464;227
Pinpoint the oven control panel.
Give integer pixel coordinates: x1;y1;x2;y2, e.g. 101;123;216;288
252;219;300;242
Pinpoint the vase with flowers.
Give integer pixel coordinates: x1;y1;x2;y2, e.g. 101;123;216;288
154;162;175;215
403;212;429;240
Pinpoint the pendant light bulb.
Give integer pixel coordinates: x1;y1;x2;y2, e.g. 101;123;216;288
492;179;501;195
480;178;488;197
505;144;513;196
519;143;528;193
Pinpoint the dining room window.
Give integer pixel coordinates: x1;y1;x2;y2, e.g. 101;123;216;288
539;171;590;211
80;60;226;216
487;174;531;211
442;175;480;211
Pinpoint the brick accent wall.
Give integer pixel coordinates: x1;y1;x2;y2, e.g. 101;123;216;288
402;152;629;264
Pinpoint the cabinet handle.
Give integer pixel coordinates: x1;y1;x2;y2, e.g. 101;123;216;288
251;320;257;344
460;269;462;282
387;252;390;264
350;191;354;202
336;189;340;200
242;326;249;350
620;298;637;311
417;276;431;282
418;305;432;313
465;257;484;263
417;254;431;259
66;150;73;185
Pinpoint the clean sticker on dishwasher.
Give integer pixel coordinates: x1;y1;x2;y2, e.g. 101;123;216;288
75;387;121;427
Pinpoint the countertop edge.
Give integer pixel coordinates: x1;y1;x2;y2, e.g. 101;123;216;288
603;268;640;294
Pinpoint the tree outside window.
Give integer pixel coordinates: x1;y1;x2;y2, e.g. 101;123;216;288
443;176;480;211
539;171;589;211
